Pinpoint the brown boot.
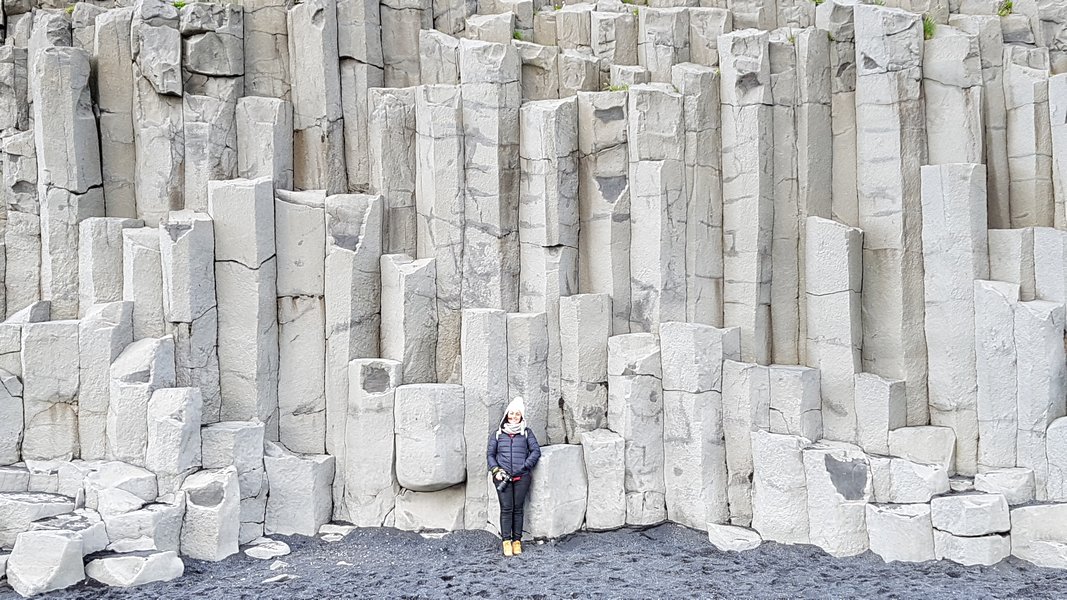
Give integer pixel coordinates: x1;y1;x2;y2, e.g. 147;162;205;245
512;540;522;555
502;540;513;557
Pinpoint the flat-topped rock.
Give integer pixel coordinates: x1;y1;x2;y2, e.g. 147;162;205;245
0;492;75;548
85;550;183;587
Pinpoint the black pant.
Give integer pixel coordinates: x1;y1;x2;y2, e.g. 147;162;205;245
498;475;532;541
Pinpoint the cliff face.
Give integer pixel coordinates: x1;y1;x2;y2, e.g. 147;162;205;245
1;0;1067;594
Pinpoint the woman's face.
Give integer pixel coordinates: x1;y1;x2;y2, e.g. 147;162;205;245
507;410;522;424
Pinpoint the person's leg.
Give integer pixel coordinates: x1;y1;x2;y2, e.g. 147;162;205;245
498;487;515;542
511;476;532;542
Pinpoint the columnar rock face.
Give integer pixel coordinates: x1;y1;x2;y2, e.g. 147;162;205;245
854;4;928;426
660;322;738;530
1014;300;1066;499
580;428;625;530
369;87;418;255
394;384;465;492
264;443;335;536
5;0;1067;585
975;280;1020;468
459;39;520;312
722;360;770;526
607;333;665;525
1004;46;1053;228
719;30;773;365
803;442;872;557
208;178;279;437
805;217;862;443
160;211;221;424
288;0;347;194
107;335;176;466
275;190;326;453
344;359;401;526
460;308;507;530
324;193;382;519
921;164;989;475
576;91;630;335
414;84;464;381
32;46;104;320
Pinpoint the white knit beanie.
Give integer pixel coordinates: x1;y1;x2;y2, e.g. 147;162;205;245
505;396;525;417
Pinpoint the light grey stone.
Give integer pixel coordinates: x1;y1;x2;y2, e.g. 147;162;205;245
803;442;872;557
0;492;76;548
1010;503;1067;568
380;254;438;384
106;336;176;466
866;503;935;563
394;484;465;532
145;388;202;495
20;321;80;460
524;445;587;538
975;280;1020;468
506;312;549;444
28;508;108;555
933;529;1010;566
236;97;294;190
6;530;84;596
394;384;465;492
750;430;809;545
930;493;1009;536
180;467;239;561
242;0;290;99
707;524;762;552
344;359;401;527
854;373;907;456
579;428;625;530
722;360;770;526
1015;300;1067;499
460;309;508;531
263;443;334;536
85;550;184;587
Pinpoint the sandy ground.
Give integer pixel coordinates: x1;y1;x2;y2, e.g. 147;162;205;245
5;524;1067;599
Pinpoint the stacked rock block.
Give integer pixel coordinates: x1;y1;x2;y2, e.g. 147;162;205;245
5;0;1067;595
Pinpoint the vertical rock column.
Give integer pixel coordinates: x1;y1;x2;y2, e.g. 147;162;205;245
20;321;80;460
921;164;989;475
923;25;983;165
380;253;438;384
576;90;630;335
369;87;418;256
288;0;347;194
950;15;1010;228
1051;74;1067;229
131;0;184;227
93;7;136;218
460;39;521;312
236;96;294;190
559;293;611;443
793;28;833;363
768;29;801;366
123;227;166;340
380;0;430;88
78;302;134;461
275;190;327;453
591;10;638;89
719;30;773;365
506;311;549;444
1004;45;1053;228
817;0;858;227
78;217;142;312
241;0;290;100
339;0;384;192
32;46;104;320
854;5;928;425
722;359;770;526
159;211;222;424
672;63;723;328
416;84;465;382
460;308;508;531
207;177;279;438
607;333;666;526
627;84;686;333
804;216;862;444
3;131;39;314
324;193;383;519
974;280;1020;469
636;7;688;83
519;97;579;435
0;46;29;136
344;358;401;526
661;322;739;531
181;3;244;212
1014;299;1066;500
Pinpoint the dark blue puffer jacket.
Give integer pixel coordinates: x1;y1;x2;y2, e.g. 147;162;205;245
487;426;541;478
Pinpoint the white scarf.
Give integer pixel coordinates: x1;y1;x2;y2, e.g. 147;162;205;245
499;397;527;436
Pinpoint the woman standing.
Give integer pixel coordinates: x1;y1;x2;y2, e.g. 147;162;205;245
487;397;541;557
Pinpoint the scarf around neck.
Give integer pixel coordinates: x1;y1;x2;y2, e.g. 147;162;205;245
502;420;524;436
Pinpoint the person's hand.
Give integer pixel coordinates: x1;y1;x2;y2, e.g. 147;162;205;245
492;467;507;481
